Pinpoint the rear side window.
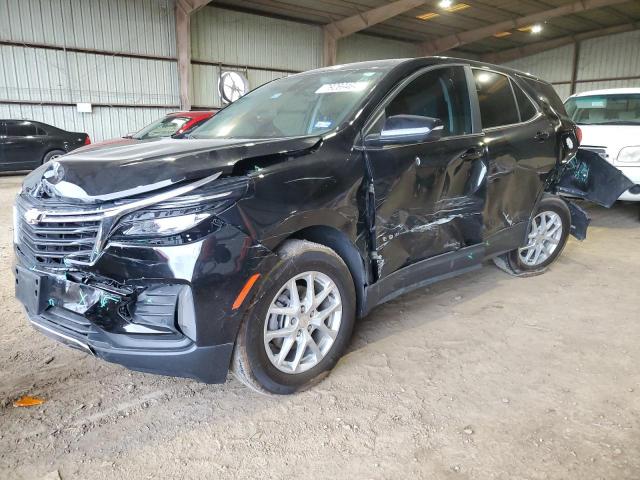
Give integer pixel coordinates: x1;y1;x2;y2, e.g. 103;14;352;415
372;66;473;137
473;70;519;129
512;81;537;121
6;121;39;137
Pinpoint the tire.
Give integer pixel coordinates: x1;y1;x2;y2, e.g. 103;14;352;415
42;150;66;164
493;195;571;276
231;239;356;395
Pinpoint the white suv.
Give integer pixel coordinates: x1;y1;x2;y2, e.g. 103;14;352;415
565;88;640;201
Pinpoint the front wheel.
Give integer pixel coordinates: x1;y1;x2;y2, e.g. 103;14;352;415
493;196;571;275
231;240;356;395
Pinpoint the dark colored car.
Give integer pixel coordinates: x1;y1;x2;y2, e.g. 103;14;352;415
0;120;90;172
13;58;631;394
75;111;216;153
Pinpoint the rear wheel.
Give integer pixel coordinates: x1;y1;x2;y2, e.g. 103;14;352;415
42;150;65;164
493;196;571;275
231;240;356;395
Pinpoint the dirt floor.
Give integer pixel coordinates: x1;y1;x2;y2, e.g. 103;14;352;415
0;173;639;480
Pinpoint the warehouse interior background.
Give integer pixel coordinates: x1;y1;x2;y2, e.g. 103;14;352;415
1;0;639;142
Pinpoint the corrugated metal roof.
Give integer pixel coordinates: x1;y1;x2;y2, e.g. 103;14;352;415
212;0;640;55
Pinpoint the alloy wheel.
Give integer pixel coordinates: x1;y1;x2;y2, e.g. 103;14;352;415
519;210;563;267
263;271;342;374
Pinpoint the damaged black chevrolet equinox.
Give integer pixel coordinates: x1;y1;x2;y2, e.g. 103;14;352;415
14;58;632;394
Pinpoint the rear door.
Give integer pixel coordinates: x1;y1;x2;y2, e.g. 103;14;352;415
472;69;557;239
364;65;488;278
4;120;45;170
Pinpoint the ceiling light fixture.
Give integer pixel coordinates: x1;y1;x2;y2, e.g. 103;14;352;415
438;0;453;8
493;31;512;38
446;3;470;12
416;11;440;20
531;24;543;34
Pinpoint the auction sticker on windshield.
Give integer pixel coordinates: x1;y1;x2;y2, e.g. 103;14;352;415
315;82;370;94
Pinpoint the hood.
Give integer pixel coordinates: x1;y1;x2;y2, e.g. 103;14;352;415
73;137;139;153
22;136;322;203
578;124;640;160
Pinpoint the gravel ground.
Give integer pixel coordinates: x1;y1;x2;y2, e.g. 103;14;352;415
0;173;639;480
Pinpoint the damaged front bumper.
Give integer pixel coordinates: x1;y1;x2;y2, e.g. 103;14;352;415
14;222;278;383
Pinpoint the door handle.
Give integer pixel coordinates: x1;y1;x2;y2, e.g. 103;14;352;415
460;147;484;161
535;131;551;142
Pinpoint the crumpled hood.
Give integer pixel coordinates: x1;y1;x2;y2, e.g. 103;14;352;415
22;136;322;203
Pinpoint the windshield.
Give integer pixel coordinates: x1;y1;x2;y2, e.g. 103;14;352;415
133;116;191;139
191;68;388;139
565;94;640;125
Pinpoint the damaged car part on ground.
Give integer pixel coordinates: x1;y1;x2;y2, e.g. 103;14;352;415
13;57;633;394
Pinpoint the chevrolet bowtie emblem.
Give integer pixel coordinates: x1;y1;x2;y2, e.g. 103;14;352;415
24;208;43;225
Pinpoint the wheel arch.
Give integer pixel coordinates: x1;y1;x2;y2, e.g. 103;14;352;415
274;225;369;319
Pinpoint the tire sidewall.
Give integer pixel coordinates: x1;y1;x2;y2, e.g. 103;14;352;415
241;248;356;394
511;196;571;272
42;150;65;164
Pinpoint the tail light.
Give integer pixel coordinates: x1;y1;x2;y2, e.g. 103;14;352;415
575;126;582;146
84;136;91;145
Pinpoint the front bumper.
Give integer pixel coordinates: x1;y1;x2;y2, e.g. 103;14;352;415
15;223;278;383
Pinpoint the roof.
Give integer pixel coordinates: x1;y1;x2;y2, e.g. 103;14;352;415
212;0;640;57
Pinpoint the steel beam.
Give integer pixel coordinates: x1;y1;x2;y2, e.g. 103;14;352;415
176;0;213;110
323;0;427;66
420;0;631;56
482;22;639;64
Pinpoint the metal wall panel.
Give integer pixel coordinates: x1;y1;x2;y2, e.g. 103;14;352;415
191;6;322;71
577;30;640;82
503;44;575;84
502;29;640;100
337;34;418;65
192;63;286;108
0;103;175;142
1;45;179;105
0;0;176;57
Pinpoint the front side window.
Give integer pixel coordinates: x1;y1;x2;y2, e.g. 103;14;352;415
565;94;640;125
473;70;519;129
191;68;389;140
6;121;38;137
134;116;191;139
368;66;472;138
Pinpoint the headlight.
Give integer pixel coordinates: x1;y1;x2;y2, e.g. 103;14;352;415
616;146;640;165
117;210;212;238
109;177;249;245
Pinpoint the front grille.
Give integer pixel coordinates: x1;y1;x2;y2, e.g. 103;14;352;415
15;195;104;268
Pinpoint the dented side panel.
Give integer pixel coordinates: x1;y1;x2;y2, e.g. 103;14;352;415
366;136;488;278
482;115;559;237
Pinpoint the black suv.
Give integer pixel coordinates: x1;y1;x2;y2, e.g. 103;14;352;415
13;58;630;394
1;120;90;171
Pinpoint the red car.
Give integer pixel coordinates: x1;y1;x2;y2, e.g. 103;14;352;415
77;111;216;152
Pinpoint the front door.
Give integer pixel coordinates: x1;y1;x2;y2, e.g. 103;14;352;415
3;120;44;171
364;65;488;278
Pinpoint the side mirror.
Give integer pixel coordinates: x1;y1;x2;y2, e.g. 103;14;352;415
366;115;444;146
